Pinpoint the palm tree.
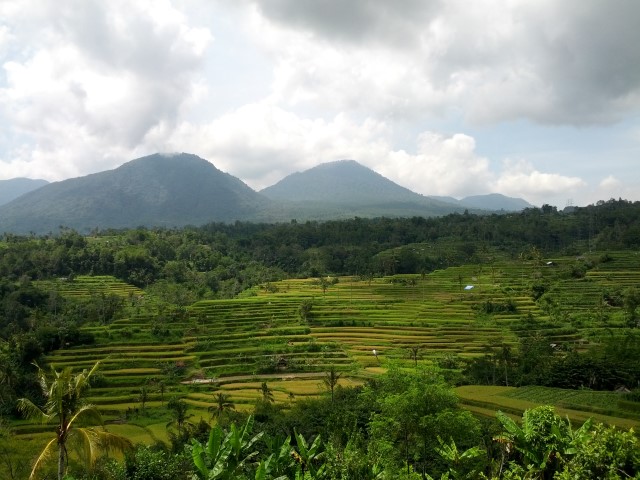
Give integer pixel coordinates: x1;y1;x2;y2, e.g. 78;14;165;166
167;396;193;433
258;382;274;403
322;366;342;403
17;361;131;480
139;384;149;413
208;392;235;420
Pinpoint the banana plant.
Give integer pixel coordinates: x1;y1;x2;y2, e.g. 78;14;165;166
292;430;326;479
495;406;588;479
435;436;484;479
261;433;295;478
190;415;263;480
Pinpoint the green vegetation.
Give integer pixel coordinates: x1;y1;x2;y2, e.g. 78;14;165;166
0;199;640;477
17;361;131;480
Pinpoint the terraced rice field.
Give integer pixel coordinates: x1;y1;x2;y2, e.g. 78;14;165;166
34;274;143;298
33;251;640;431
456;385;640;429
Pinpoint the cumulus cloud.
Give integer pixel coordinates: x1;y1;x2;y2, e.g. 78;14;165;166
0;0;211;179
372;133;493;197
248;0;640;125
162;104;583;204
492;159;586;205
592;175;637;204
161;103;391;189
0;0;637;208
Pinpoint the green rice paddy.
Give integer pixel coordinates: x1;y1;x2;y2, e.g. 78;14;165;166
15;251;640;448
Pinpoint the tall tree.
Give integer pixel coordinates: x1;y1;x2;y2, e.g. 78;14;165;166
208;392;235;420
17;361;131;480
322;366;342;403
259;382;274;404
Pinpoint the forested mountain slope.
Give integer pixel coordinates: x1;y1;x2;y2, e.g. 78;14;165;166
0;153;270;233
0;178;48;206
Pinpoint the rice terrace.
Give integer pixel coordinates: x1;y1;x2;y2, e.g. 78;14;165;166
1;201;640;478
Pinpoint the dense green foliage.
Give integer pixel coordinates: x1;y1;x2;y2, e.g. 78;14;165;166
17;367;639;480
1;199;640;478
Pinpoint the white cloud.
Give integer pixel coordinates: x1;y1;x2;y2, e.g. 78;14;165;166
0;0;637;209
373;132;493;197
161;103;391;189
161;104;582;204
599;175;621;190
0;0;211;179
592;175;637;204
247;0;640;125
492;159;586;204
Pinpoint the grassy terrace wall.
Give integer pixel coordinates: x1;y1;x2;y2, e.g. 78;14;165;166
20;251;640;439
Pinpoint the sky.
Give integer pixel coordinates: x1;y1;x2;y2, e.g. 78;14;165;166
1;0;640;208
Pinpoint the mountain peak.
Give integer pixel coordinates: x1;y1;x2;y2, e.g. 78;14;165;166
0;153;268;233
0;178;49;206
261;160;416;204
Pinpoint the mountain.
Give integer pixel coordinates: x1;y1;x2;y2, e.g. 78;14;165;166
260;160;467;217
0;178;49;206
0;153;270;234
460;193;534;211
0;155;535;234
429;193;534;211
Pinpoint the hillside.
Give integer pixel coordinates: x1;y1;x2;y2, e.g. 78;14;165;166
430;193;534;211
0;153;270;233
0;178;48;206
260;159;469;217
2;202;640;478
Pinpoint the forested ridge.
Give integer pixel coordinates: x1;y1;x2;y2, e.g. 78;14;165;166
1;198;640;479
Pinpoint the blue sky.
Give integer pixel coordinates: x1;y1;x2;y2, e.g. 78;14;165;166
1;0;640;207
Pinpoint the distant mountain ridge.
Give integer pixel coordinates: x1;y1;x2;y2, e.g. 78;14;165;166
429;193;534;211
0;153;269;233
260;160;470;217
0;178;49;206
0;154;535;234
262;160;425;204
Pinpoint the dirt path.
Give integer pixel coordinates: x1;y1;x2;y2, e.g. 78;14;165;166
182;371;327;384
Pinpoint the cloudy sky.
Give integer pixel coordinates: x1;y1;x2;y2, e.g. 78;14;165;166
1;0;640;207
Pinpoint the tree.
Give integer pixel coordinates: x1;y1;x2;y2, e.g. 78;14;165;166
298;299;313;322
157;379;167;405
434;436;484;480
139;384;149;413
209;392;235;420
555;423;640;479
407;345;422;368
259;382;274;404
167;396;192;434
0;417;26;480
16;361;131;480
314;276;338;296
322;366;342;403
623;287;640;327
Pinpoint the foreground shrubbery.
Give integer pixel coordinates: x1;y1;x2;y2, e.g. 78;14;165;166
13;366;639;480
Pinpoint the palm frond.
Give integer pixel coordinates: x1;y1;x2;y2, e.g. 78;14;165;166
67;403;103;429
94;428;133;454
28;437;57;480
69;427;100;470
16;397;50;423
68;427;132;469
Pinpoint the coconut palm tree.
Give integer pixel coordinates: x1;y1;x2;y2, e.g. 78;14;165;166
322;366;342;403
258;382;274;403
208;392;235;420
17;361;131;480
